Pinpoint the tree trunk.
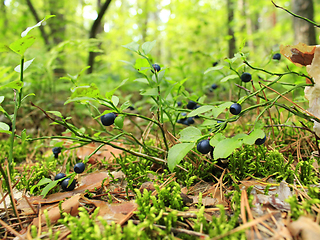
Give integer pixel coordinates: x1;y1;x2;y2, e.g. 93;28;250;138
227;0;236;58
87;0;112;74
292;0;317;45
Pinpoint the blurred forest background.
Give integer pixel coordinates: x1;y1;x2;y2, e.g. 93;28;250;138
0;0;319;113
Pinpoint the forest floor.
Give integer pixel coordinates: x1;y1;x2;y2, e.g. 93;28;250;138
1;105;320;240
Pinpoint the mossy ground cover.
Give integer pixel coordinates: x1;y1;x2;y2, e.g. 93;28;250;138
2;10;320;240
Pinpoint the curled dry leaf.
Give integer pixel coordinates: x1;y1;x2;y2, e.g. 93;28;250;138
280;42;316;68
288;216;320;240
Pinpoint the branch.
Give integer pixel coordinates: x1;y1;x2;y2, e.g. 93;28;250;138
271;0;320;28
25;0;50;46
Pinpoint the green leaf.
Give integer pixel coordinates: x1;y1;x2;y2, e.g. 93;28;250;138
105;78;129;99
114;115;124;129
0;122;10;131
41;180;59;197
9;36;36;56
212;102;233;118
142;40;156;55
179;127;202;142
243;129;265;145
21;93;36;102
189;105;214;117
0;79;23;91
167;142;195;172
220;74;238;83
213;138;242;160
133;78;149;84
122;42;139;52
64;96;98;105
204;65;224;74
135;58;150;71
47;111;63;118
0;96;4;104
21;129;27;143
210;133;226;147
120;101;131;111
71;83;100;99
201;120;217;126
140;88;158;96
30;178;52;194
112;96;119;107
21;15;55;37
14;58;35;72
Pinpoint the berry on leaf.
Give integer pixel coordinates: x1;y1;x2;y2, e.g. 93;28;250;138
197;139;213;154
255;135;266;145
240;72;252;83
101;112;117;126
230;103;242;115
54;173;66;182
61;178;76;191
272;53;281;60
74;162;85;174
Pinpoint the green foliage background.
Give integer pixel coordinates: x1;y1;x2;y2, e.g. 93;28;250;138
1;0;319;99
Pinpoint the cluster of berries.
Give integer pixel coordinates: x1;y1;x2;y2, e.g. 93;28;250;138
52;147;85;191
54;162;85;191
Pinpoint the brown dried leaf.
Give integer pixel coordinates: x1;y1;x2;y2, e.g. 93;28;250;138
17;172;112;214
288;216;320;240
84;198;137;224
32;194;81;227
280;43;316;67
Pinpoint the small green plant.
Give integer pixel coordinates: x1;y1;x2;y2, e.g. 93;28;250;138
286;186;320;220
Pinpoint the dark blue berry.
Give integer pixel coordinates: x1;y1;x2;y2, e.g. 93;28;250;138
211;83;218;89
197;139;212;154
230;103;242;115
272;53;281;60
186;101;197;110
255;135;266;145
101;112;117;126
152;64;161;72
61;178;76;191
240;72;252;83
177;101;182;107
52;147;62;159
54;173;66;182
212;61;218;67
187;117;194;124
74;162;85;174
177;119;189;126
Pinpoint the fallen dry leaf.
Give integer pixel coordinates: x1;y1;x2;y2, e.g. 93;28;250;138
83;198;138;224
17;171;114;214
32;194;81;227
288;216;320;240
280;43;316;67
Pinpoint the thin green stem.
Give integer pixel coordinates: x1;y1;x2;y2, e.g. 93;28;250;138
8;57;24;175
